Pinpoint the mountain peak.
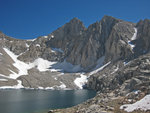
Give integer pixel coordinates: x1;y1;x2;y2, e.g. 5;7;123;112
0;31;5;39
68;17;85;28
101;15;120;22
70;17;81;22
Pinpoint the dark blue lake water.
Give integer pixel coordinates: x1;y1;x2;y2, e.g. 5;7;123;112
0;89;96;113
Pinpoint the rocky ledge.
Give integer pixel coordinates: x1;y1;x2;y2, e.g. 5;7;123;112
49;53;150;113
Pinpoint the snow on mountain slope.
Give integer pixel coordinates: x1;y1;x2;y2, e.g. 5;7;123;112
2;48;86;89
0;74;11;79
51;48;64;53
50;59;83;73
27;38;36;41
0;80;24;89
120;94;150;112
4;48;83;73
128;28;137;49
3;48;57;80
89;61;111;75
74;74;87;89
3;48;32;79
0;79;8;81
2;49;110;89
29;58;56;72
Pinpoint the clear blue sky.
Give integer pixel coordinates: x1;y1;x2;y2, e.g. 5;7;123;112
0;0;149;39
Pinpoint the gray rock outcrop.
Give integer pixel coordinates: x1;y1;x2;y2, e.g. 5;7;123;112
134;19;150;56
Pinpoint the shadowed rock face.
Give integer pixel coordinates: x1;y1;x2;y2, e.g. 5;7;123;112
67;16;120;69
47;17;86;50
134;19;150;56
45;16;136;69
105;21;135;62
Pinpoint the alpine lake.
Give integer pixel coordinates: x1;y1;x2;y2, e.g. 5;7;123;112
0;89;96;113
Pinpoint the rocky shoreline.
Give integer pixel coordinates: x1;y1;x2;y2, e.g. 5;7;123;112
49;53;150;113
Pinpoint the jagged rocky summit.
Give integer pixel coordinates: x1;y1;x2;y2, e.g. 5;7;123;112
0;15;150;112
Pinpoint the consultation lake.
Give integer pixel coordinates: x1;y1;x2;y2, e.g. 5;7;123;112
0;89;96;113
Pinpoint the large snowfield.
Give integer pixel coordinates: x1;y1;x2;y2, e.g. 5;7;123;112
0;48;85;89
0;48;111;90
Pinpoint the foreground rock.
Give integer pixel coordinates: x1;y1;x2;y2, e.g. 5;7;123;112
50;53;150;113
18;69;79;89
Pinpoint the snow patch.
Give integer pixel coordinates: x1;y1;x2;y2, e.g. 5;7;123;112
54;77;57;80
9;70;21;79
18;48;29;56
59;82;67;89
38;85;69;90
111;66;119;74
134;90;141;95
74;74;87;89
131;28;137;40
51;35;54;38
120;94;150;112
51;48;64;53
0;52;3;55
3;48;32;79
38;82;66;90
120;40;126;45
43;36;48;38
0;79;8;81
49;69;59;72
124;60;132;66
0;74;10;79
38;87;44;89
27;38;36;41
29;58;56;72
26;43;29;47
50;59;83;73
89;61;111;75
45;87;54;90
128;28;137;49
36;44;40;47
0;80;24;89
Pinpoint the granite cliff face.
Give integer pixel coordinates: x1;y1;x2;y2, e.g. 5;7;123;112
46;16;135;69
5;16;138;70
57;18;150;113
66;16;119;69
134;19;150;56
